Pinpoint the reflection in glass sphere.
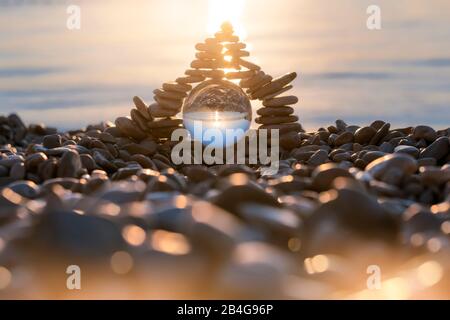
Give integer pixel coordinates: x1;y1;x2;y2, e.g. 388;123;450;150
182;80;252;147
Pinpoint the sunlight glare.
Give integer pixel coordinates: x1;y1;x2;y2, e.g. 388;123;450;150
207;0;247;39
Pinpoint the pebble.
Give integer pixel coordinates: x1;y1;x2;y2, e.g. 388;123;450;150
176;75;206;84
162;82;192;93
251;72;297;99
133;96;152;120
237;58;261;71
115;117;147;140
43;134;62;149
354;126;376;144
259;123;303;134
154;96;183;110
148;103;179;118
225;70;256;80
257;106;294;116
413;125;437;142
153;88;187;100
57;150;82;178
311;163;353;191
262;96;298;107
261;85;293;101
307;149;329;166
394;145;420;158
369;122;390;145
146;118;183;129
9;162;25;180
334;131;354;146
419;136;449;161
255;115;298;125
195;51;222;60
366;153;418;179
130;108;150;132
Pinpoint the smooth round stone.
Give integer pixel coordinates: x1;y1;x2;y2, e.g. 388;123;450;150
0;165;8;177
162;82;192;93
150;127;181;139
148;103;179;118
25;152;47;169
10;162;26;179
261;85;293;100
176;75;206;84
370;120;385;130
133;96;152;120
153;88;187;100
419;136;449;161
240;203;302;236
247;75;273;93
80;154;96;171
365;153;418;179
307;149;329;166
413;125;437;142
417;157;437;167
212;184;281;216
130;108;149;132
225;42;246;51
262;96;298;107
257;106;294;117
57;150;82;178
280;132;301;150
255;115;298;125
239;71;265;88
214;32;239;42
195;51;222;60
194;43;223;53
312;163;353;191
334;132;354;146
146;118;183;129
237;58;261;71
115;117;147;140
361;151;386;164
259;123;303;134
43;134;62;149
354;126;376;144
252;72;297;99
7;180;40;198
420;166;450;185
394;145;419;158
225;70;256;80
154;96;183;110
369;122;390;145
190;59;223;70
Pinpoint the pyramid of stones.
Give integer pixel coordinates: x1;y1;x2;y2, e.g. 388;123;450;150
117;22;302;142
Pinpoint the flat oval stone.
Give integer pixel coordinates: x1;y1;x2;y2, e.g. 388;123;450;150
354;126;376;144
419;136;449;160
115;117;147;140
413;125;437;142
262;95;298;107
312;163;354;191
394;145;419;158
366;153;418;179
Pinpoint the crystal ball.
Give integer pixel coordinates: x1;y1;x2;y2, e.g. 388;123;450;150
182;79;252;147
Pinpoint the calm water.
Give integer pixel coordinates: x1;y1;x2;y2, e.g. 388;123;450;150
1;0;449;130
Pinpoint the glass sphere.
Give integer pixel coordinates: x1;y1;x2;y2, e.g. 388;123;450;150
182;79;252;147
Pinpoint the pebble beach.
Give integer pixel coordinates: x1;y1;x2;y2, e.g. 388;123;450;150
0;112;449;299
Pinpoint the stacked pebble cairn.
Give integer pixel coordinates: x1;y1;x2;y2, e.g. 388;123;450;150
0;24;449;299
117;22;302;145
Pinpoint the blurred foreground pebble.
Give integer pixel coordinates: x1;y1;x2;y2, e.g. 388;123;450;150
0;114;449;299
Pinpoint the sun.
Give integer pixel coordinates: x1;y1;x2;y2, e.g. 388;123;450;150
207;0;247;39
